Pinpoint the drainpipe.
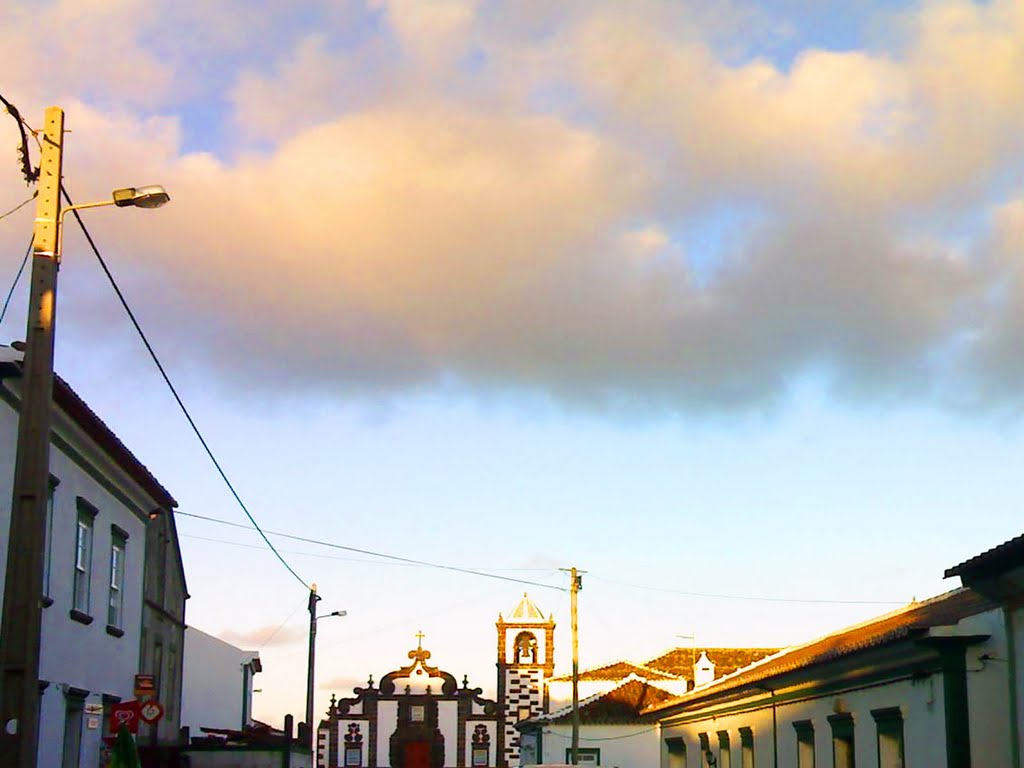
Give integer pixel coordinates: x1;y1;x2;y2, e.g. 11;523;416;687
756;685;778;768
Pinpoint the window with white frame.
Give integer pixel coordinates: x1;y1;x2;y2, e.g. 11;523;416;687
108;527;127;629
73;500;97;615
666;737;687;768
718;730;732;768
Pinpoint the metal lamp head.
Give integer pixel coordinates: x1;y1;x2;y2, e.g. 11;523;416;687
112;185;170;209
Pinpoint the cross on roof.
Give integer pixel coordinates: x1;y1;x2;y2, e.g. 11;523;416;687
415;630;425;649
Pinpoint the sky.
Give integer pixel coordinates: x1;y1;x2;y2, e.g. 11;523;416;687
2;0;1024;729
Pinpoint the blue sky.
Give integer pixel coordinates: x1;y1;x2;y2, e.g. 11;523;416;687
2;0;1024;727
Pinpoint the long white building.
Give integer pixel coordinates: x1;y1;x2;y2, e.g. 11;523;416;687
0;347;186;767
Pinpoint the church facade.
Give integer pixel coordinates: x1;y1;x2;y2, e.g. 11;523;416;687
317;637;502;768
317;595;554;768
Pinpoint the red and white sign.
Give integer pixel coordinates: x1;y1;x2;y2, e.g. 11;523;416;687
139;700;165;725
108;701;140;736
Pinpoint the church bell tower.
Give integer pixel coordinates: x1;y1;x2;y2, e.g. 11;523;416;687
496;593;555;766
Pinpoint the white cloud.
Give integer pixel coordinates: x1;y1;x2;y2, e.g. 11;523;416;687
3;0;1024;411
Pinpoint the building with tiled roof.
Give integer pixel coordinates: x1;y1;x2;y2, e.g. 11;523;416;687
518;675;675;766
0;348;188;764
648;587;1010;768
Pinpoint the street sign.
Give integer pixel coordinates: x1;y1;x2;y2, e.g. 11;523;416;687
139;700;165;725
134;674;156;700
108;701;140;735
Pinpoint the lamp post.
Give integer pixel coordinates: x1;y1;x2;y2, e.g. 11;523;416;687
0;105;169;768
306;584;345;753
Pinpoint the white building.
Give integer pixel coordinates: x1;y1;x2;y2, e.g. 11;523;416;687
181;626;261;736
945;532;1024;768
653;587;1011;768
0;349;185;767
520;675;674;767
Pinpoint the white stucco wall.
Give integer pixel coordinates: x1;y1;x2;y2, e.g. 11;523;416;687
0;381;154;768
377;701;398;761
181;627;259;734
537;724;658;767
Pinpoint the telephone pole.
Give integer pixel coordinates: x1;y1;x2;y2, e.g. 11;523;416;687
560;567;584;765
306;583;320;750
0;106;64;768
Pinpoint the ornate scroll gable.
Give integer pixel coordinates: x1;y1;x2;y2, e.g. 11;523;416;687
379;645;460;697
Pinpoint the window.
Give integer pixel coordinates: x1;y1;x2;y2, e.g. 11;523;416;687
61;688;87;768
564;748;600;765
72;500;97;617
344;722;364;766
794;720;815;768
828;714;855;768
517;705;533;722
740;727;754;768
410;705;425;722
699;732;712;768
513;631;538;663
43;476;59;600
872;709;903;768
107;527;127;629
471;723;490;766
666;737;687;768
718;731;732;768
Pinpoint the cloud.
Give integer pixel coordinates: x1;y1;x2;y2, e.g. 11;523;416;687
218;624;306;649
3;0;1024;412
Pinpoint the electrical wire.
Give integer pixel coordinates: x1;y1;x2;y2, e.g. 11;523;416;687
0;193;35;222
541;724;663;741
255;599;307;649
180;532;558;572
588;573;904;606
175;509;567;592
61;186;311;592
0;235;32;328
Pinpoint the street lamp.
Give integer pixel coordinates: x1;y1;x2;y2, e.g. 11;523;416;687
306;584;346;753
0;105;170;768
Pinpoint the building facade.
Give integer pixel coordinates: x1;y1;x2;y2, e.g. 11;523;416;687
652;588;1011;768
496;594;555;766
180;627;262;737
0;349;186;767
317;640;501;768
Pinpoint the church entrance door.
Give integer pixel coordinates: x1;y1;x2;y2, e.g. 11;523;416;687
404;741;431;768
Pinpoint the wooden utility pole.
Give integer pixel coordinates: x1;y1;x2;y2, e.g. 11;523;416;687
560;567;584;765
0;106;64;768
306;583;321;751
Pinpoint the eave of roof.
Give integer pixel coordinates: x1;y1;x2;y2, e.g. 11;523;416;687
529;676;675;725
643;588;997;716
945;533;1024;580
0;354;177;509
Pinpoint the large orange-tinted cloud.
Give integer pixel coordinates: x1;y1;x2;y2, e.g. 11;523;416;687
2;0;1023;410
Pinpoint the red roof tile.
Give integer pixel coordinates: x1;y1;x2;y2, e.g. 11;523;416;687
945;534;1024;579
538;679;677;724
643;588;997;715
549;661;682;683
644;648;779;680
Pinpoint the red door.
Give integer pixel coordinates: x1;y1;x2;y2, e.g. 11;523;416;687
405;741;431;768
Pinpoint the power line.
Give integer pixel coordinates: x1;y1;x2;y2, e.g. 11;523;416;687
0;236;32;328
175;509;567;592
180;532;558;572
256;598;307;649
62;185;311;592
0;193;35;222
588;573;904;606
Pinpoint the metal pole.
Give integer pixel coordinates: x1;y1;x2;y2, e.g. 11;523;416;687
0;105;64;768
306;583;320;754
